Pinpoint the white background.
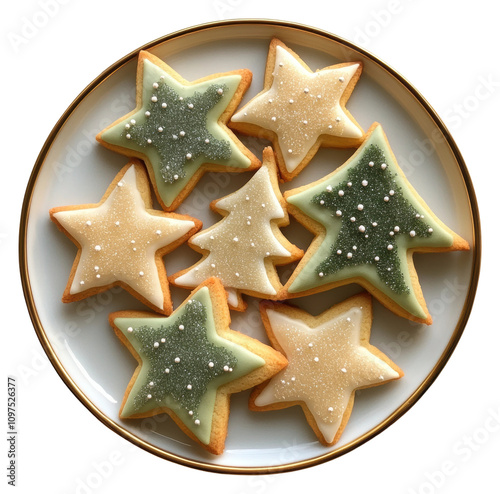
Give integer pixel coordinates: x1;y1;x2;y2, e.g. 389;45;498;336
2;0;498;493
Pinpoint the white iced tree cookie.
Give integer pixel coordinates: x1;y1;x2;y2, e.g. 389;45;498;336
170;147;303;310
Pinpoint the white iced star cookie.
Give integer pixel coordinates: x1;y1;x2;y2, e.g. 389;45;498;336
49;161;201;314
230;38;364;181
250;293;403;446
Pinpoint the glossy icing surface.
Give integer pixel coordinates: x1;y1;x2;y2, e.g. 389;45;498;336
100;55;252;208
174;159;295;306
114;286;265;444
232;43;363;172
287;125;454;319
255;303;400;444
52;165;195;310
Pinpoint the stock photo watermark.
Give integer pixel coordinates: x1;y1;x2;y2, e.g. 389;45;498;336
7;0;72;53
407;405;500;494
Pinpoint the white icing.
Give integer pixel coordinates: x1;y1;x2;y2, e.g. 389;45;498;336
232;44;363;173
54;166;195;309
174;163;293;305
255;306;400;444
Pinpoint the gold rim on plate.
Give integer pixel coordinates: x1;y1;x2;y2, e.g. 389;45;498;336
19;19;481;474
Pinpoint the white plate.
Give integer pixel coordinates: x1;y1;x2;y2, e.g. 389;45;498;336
20;20;480;473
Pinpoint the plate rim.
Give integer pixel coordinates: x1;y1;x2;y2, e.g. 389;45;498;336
18;18;481;474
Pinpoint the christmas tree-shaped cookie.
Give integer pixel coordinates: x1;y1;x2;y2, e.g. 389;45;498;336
230;38;364;181
97;51;260;211
170;147;303;311
110;278;287;454
282;123;470;324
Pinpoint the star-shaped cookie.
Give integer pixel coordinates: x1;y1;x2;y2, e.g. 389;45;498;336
97;50;260;211
282;123;470;324
250;293;403;446
230;38;364;180
49;161;201;314
110;278;288;454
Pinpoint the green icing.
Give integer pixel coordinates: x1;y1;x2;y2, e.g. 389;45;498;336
114;286;264;445
101;59;251;207
287;125;454;319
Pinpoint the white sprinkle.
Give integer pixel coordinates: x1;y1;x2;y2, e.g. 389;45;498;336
235;272;240;277
173;174;179;180
318;272;324;277
149;381;154;387
428;228;433;233
153;82;159;89
145;111;151;117
335;116;341;122
79;280;85;286
180;131;186;137
233;237;238;242
194;419;200;425
172;134;178;140
339;76;345;82
175;357;180;363
151;96;157;102
357;204;364;211
179;324;184;331
289;99;294;104
147;394;152;399
347;252;353;259
328;406;334;412
326;185;333;192
158;126;163;133
314;357;319;362
161;338;165;343
162;102;167;108
410;230;416;237
304;88;309;93
381;163;387;170
337;249;342;255
368;161;374;167
217;88;224;95
187;384;192;390
389;190;395;196
394;226;400;232
208;362;214;368
127;327;133;333
125;134;131;139
188;103;194;109
387;244;394;250
358;225;366;233
384;196;390;202
147;139;152;144
155;229;162;235
338;190;344;197
94;245;101;252
125;124;130;130
374;256;380;261
362;180;368;186
372;222;378;227
139;271;144;277
224;365;229;372
341;368;347;373
186;153;192;159
288;149;293;154
165;368;170;374
205;138;210;144
211;263;215;268
86;221;92;226
350;216;356;222
336;210;342;216
153;342;159;348
130;119;136;125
